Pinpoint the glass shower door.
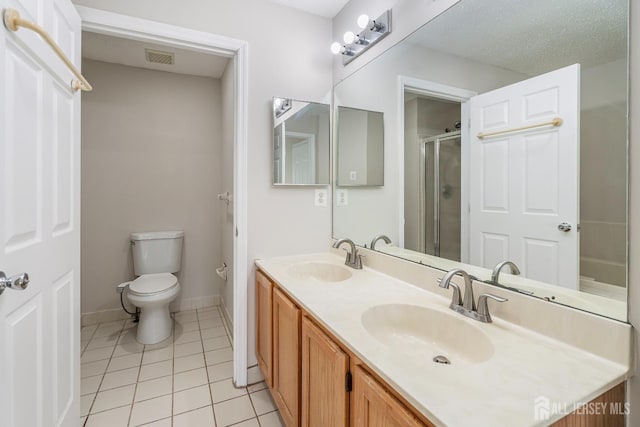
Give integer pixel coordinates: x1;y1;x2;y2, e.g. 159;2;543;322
420;132;462;261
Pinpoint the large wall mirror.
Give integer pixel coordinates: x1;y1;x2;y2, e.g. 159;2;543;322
273;98;330;186
332;0;629;321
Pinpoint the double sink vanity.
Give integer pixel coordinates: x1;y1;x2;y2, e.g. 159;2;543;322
264;0;633;425
254;245;631;426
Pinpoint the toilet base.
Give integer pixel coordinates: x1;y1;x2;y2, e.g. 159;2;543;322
125;282;181;345
136;304;173;344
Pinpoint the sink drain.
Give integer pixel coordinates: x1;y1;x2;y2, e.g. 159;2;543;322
433;355;451;365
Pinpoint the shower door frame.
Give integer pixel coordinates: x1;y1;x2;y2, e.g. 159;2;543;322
419;131;462;258
398;77;476;261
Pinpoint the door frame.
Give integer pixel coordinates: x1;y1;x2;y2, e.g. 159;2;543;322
397;76;476;261
76;6;250;386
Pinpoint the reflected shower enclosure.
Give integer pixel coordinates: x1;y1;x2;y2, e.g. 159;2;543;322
418;132;461;261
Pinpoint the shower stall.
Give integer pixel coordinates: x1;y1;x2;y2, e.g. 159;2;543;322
418;131;462;260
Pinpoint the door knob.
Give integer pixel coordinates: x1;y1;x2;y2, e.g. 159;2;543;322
0;271;30;295
557;222;572;232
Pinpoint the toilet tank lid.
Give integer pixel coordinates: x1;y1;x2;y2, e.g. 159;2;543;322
130;231;184;241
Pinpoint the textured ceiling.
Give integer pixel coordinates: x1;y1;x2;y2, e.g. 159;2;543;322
408;0;627;76
82;32;229;79
268;0;349;18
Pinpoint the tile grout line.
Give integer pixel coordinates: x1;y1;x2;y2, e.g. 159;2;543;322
82;306;268;427
197;307;219;426
127;321;148;427
84;319;129;421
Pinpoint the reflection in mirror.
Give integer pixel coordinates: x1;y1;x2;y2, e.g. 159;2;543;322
336;106;384;187
272;98;330;186
332;0;628;320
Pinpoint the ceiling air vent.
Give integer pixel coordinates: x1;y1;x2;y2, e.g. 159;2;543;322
145;49;174;65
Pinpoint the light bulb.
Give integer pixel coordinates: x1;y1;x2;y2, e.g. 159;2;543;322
330;42;342;55
357;14;370;29
343;31;356;44
274;98;282;108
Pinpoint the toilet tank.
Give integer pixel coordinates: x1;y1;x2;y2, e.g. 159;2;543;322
130;231;184;275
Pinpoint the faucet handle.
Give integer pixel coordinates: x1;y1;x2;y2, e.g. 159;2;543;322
476;293;508;323
353;253;364;269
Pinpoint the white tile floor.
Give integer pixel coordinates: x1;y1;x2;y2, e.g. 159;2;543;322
81;306;284;427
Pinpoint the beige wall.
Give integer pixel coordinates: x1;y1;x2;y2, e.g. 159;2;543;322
81;59;223;314
579;59;627;286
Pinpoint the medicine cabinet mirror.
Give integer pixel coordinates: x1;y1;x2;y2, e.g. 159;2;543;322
273;98;330;186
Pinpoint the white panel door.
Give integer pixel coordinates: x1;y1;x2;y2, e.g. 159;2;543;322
469;64;580;289
0;0;81;426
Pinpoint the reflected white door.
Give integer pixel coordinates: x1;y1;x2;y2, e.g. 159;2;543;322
0;0;81;425
469;64;580;289
290;133;315;185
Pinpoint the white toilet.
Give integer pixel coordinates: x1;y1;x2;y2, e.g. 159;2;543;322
126;230;184;344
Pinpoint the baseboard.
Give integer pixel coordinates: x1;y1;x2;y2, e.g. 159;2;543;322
220;298;234;340
81;308;131;327
82;294;221;326
247;364;265;385
171;295;221;312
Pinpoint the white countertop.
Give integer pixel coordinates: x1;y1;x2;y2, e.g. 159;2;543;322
255;252;631;427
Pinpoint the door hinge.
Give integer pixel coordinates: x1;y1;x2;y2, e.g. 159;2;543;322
346;371;352;392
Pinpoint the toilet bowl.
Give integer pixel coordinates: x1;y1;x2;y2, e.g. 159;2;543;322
125;230;184;345
126;273;181;344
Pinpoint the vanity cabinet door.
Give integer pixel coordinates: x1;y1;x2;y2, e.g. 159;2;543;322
301;316;349;427
272;288;301;427
353;366;429;427
256;270;273;387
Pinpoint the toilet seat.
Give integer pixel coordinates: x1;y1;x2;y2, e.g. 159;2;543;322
128;273;178;296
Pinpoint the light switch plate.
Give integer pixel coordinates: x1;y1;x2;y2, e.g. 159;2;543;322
336;189;348;206
349;171;357;181
315;189;327;207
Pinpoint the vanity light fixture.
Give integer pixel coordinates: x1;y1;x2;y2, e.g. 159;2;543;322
273;97;292;118
331;9;391;65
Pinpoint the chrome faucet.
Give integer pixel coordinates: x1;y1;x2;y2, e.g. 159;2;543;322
332;238;363;269
439;268;507;323
440;268;476;311
491;261;520;284
490;261;534;296
370;235;391;250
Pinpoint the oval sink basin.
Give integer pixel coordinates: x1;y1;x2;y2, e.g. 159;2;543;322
361;304;494;365
287;262;352;282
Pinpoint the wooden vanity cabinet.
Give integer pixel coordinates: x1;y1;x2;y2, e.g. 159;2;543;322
255;270;273;387
255;268;624;427
301;316;350;427
272;288;301;427
352;366;430;427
